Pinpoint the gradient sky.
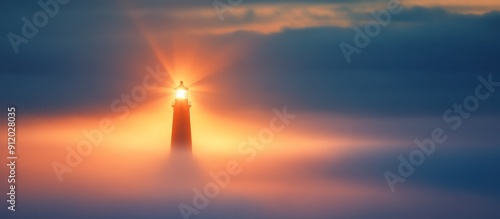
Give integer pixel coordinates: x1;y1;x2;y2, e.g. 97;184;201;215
1;0;500;218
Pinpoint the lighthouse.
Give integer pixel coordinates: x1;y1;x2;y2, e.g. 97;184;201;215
171;81;192;153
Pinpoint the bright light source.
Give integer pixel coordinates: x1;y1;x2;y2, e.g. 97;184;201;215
174;81;189;99
176;89;187;99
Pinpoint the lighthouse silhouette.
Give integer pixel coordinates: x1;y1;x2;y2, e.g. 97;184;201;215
171;81;192;153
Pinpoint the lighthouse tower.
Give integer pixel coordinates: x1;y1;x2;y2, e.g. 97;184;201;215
171;81;192;153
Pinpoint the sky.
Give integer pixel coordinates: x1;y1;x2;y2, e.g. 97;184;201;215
1;0;500;218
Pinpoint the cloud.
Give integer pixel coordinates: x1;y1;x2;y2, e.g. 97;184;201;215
199;9;500;116
1;6;500;118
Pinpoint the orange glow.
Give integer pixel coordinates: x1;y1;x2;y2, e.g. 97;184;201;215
407;0;500;14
